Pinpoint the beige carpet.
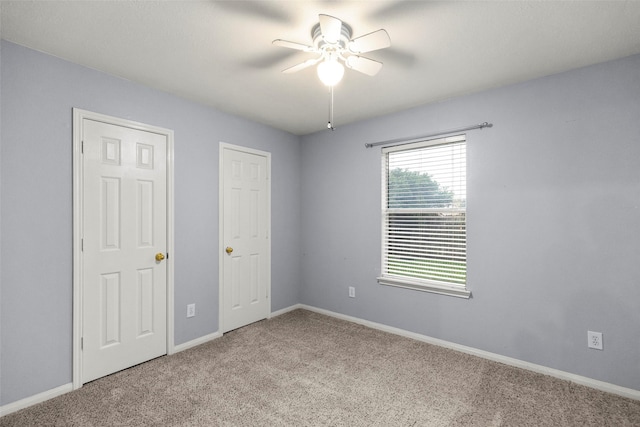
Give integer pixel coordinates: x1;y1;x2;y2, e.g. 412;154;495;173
2;309;639;426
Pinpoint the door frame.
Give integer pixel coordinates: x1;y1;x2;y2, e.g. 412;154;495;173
72;108;175;389
218;142;272;334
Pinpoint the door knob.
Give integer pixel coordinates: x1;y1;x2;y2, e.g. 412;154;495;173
225;247;233;254
155;253;165;262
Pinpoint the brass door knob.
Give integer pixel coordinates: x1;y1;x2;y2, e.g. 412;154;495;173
225;247;233;254
155;253;165;262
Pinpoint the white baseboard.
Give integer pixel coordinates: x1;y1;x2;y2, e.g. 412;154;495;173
2;331;222;417
174;305;304;352
299;304;640;401
173;331;222;353
4;304;636;418
0;383;73;417
271;303;303;318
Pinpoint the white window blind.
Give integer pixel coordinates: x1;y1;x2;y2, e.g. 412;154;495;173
379;135;469;298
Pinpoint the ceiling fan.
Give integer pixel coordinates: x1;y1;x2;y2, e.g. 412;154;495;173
273;14;391;86
273;14;391;129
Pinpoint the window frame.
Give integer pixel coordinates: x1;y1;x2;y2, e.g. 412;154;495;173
378;134;470;299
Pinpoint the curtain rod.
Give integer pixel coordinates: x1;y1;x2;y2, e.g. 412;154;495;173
364;122;493;148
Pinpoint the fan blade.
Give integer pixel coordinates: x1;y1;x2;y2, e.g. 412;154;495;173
319;14;342;44
273;39;315;52
348;29;391;53
243;50;298;69
282;58;321;73
345;56;383;76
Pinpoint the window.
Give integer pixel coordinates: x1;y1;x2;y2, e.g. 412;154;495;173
378;135;470;298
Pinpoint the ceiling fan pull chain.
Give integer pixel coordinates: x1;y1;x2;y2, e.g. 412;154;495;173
327;86;335;131
274;14;390;132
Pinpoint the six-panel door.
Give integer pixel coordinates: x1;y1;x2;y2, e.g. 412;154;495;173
222;147;269;332
82;119;167;383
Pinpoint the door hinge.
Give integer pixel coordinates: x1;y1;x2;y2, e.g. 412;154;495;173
81;238;84;251
81;140;84;154
81;337;83;350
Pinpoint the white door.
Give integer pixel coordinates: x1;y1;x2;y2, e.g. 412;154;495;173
221;145;270;333
82;118;167;383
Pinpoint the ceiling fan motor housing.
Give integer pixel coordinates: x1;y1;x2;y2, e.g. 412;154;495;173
311;22;352;58
273;14;389;76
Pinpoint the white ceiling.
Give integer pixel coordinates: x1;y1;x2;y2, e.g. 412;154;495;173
2;1;640;135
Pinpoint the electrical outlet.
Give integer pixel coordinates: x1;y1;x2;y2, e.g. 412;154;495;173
348;287;355;298
587;331;603;350
187;303;196;318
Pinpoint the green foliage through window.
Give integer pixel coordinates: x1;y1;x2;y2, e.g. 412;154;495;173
382;137;467;290
388;168;454;209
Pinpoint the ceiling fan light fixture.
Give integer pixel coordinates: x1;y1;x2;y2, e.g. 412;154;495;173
273;14;391;128
317;59;344;86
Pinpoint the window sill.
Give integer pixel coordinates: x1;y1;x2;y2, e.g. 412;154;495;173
377;276;471;299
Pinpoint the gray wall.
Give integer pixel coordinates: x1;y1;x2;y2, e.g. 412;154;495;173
300;54;640;391
0;41;301;405
2;38;639;407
